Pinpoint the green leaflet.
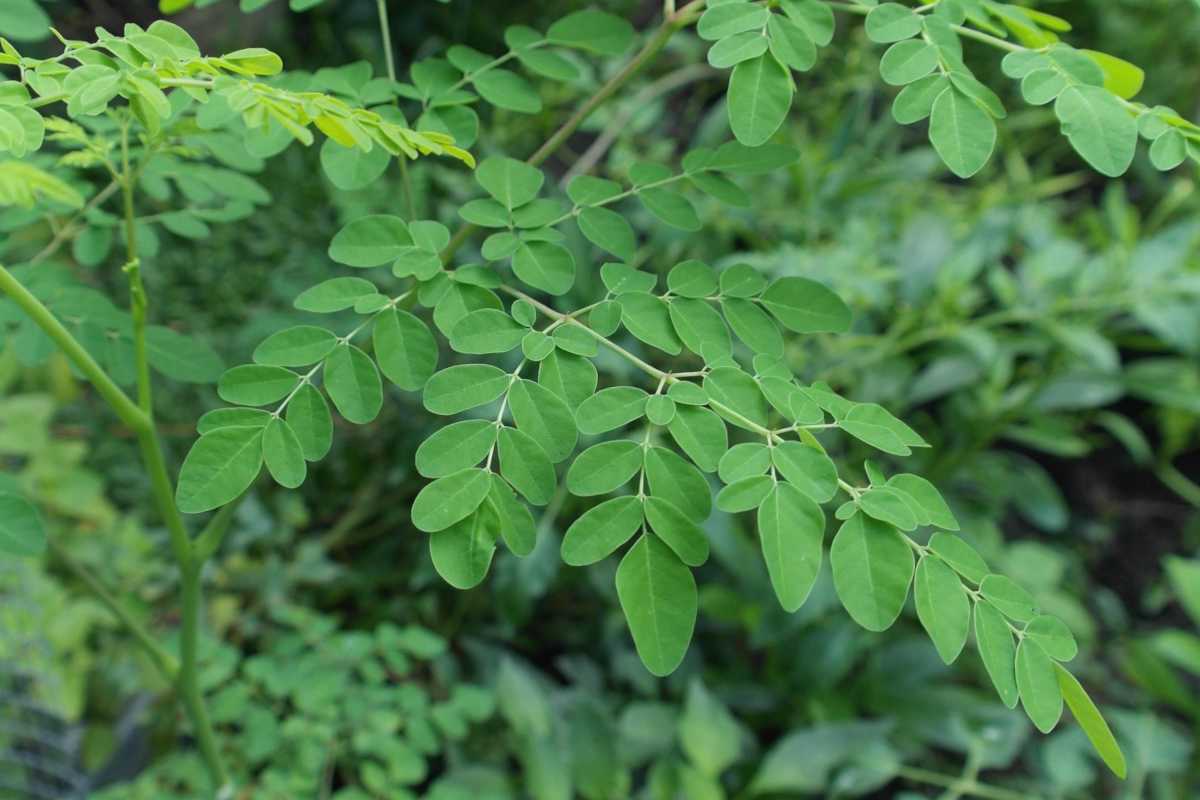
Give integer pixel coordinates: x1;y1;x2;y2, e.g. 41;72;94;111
879;40;938;86
262;417;306;489
320;139;389;191
644;446;712;523
893;74;949;124
197;407;270;434
176;425;264;514
450;308;526;354
497;426;556;505
577;386;648;435
698;4;769;40
619;293;682;355
839;402;927;456
328;214;411;267
759;277;850;333
616;533;697;677
578;206;636;261
218;364;299;406
429;504;498;590
704;367;768;430
645;395;676;426
914;556;970;664
588;301;623;337
865;3;922;43
719;442;771;484
323;344;383;424
538;350;597;410
285;383;333;462
294;276;377;313
0;492;45;557
929;87;996;179
757;482;823;612
780;0;835;48
830;513;914;631
508;378;577;463
551;325;597;358
1055;665;1127;778
253;325;336;367
1025;615;1079;662
416;419;497;478
561;496;644;566
411;467;492;533
767;15;817;72
928;532;989;584
568;175;623;206
727;53;793;147
719;263;768;297
643;496;709;567
770;441;836;502
667;260;718;298
512;241;575;296
859;486;919;531
567;440;643;496
546;9;634;55
886;473;959;530
974;600;1020;708
473;69;541;113
716;474;775;513
1016;639;1063;733
667;405;728;473
721;297;784;356
423;364;511;415
475;156;543;210
488;475;536;556
374;308;438;391
980;574;1040;622
639;188;700;231
1054;84;1138;177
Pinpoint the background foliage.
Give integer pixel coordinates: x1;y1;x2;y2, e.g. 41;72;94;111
0;0;1198;798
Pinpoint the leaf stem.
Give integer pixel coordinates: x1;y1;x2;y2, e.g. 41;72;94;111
896;765;1042;800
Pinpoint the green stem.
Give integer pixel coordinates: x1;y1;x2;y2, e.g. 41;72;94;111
498;284;781;441
375;0;416;219
0;264;146;429
179;560;227;795
47;537;180;681
896;766;1041;800
440;0;707;262
116;133;231;793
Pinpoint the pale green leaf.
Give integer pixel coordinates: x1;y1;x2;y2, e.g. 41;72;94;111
176;426;264;513
915;556;970;664
830;513;913;631
616;533;697;676
411;467;492;533
561;496;644;566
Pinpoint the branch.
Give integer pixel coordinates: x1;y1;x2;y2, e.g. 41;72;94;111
0;263;148;431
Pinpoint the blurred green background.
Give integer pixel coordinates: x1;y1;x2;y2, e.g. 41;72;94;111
1;0;1198;798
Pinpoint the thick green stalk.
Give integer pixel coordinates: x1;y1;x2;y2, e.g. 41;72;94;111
440;0;707;261
116;130;231;794
0;264;147;430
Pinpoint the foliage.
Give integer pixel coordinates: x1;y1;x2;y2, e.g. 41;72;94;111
2;0;1199;797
